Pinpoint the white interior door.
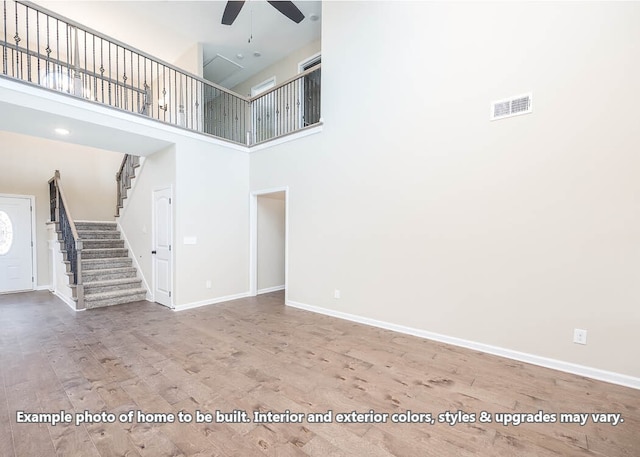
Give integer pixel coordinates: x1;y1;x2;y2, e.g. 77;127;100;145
152;188;172;307
0;196;34;293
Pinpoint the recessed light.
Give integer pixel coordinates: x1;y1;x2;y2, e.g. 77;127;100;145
54;128;70;136
253;51;261;58
236;53;244;60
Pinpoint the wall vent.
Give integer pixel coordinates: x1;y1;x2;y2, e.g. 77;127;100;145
490;93;532;121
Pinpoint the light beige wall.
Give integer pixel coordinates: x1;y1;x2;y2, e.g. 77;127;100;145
0;131;123;287
117;146;176;290
232;40;321;97
250;2;640;378
116;136;250;309
174;139;250;306
173;43;204;78
258;193;285;291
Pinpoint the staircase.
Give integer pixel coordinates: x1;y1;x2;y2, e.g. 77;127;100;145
70;221;146;308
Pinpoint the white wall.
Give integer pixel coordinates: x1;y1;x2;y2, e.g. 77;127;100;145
232;40;321;97
257;193;285;292
117;146;176;292
250;2;640;379
114;133;250;310
0;131;123;287
1;71;251;310
173;138;250;307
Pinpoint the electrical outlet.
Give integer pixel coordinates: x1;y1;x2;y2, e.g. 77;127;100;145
334;289;341;299
206;280;212;289
573;328;587;345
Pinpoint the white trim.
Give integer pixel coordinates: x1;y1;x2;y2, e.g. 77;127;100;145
0;193;37;292
53;290;77;311
286;300;640;390
251;76;277;97
173;291;250;312
0;77;321;154
35;285;51;291
258;285;285;295
0;77;250;154
298;52;321;73
116;222;152;300
249;187;289;304
249;124;323;153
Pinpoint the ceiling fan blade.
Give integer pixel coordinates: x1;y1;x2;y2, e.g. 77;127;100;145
222;1;245;25
267;1;305;24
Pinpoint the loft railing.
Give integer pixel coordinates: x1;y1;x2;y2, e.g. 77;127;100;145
251;65;321;144
0;0;321;146
115;154;139;216
0;0;248;144
48;170;84;309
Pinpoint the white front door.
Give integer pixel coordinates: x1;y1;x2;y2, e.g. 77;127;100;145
0;196;34;293
152;188;172;307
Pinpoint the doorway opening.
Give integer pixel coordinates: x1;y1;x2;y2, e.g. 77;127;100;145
250;188;288;299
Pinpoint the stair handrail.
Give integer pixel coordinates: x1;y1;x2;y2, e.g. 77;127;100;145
48;170;84;309
115;154;140;217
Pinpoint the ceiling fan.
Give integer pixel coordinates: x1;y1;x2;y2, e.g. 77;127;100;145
222;1;305;25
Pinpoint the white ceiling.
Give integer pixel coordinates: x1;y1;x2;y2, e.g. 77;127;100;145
35;1;322;89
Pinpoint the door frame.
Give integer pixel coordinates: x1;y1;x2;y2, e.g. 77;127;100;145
0;193;37;292
249;187;289;300
151;186;173;308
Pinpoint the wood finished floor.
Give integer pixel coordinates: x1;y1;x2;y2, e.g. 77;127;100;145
0;291;638;457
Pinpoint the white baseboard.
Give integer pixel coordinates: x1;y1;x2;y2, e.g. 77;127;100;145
53;290;77;311
286;300;640;390
173;291;251;312
35;285;51;291
258;285;285;295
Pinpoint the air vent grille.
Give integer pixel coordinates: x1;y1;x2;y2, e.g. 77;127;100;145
491;93;532;120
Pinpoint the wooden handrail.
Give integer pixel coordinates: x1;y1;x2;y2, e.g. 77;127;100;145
50;169;84;310
53;171;81;242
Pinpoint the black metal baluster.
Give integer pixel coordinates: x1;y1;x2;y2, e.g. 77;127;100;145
25;4;31;81
3;1;7;75
36;9;40;84
45;14;50;85
153;60;158;119
115;44;119;107
168;66;172;123
100;38;104;102
13;1;20;78
108;40;112;105
65;24;71;91
130;48;134;112
122;48;127;110
83;28;87;96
